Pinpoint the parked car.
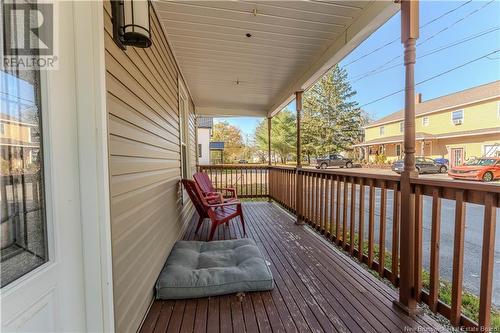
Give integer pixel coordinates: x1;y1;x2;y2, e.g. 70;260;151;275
392;156;447;174
238;159;248;164
315;154;353;169
448;157;500;182
433;157;449;168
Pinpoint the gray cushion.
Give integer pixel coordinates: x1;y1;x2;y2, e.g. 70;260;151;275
156;238;274;299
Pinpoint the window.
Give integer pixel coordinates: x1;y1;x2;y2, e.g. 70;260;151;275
179;80;189;181
422;116;429;127
451;110;464;124
396;144;401;157
198;143;202;158
1;31;47;286
399;122;403;133
0;123;4;135
379;126;385;136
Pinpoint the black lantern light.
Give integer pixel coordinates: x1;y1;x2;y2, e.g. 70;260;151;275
111;0;152;49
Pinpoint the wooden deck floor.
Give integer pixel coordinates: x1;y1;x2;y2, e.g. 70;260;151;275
141;202;446;333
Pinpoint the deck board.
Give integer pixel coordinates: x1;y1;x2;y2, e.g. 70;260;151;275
142;202;447;332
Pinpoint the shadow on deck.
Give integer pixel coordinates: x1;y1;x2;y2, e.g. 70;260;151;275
141;202;446;333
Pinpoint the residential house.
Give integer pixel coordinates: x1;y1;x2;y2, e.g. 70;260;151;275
357;81;500;166
196;117;213;165
209;141;225;164
0;113;39;170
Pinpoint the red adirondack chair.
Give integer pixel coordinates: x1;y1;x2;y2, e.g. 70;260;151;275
193;171;238;203
182;179;245;241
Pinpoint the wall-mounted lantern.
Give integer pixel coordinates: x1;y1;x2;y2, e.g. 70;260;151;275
111;0;152;50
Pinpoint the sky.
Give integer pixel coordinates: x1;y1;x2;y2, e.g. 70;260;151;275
215;0;500;136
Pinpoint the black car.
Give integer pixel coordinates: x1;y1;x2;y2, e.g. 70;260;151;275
392;156;448;174
315;154;353;169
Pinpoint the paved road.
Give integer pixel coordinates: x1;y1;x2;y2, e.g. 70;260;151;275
301;167;500;306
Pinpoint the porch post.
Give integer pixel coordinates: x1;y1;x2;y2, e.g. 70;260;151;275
267;117;272;201
295;90;304;225
395;0;420;314
267;117;272;166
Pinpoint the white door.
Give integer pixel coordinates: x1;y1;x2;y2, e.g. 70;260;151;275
1;1;87;331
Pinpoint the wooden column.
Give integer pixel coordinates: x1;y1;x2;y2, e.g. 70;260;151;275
267;117;272;166
395;0;420;315
295;91;304;225
267;117;272;202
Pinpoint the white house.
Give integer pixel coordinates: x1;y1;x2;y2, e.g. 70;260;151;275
196;117;213;165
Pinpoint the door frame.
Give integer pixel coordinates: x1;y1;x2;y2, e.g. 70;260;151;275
1;1;113;331
451;147;464;167
72;1;115;332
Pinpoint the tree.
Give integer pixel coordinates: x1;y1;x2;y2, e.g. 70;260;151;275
211;121;244;163
255;109;296;164
302;65;362;160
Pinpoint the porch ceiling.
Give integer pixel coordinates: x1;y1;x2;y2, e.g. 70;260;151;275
154;1;398;117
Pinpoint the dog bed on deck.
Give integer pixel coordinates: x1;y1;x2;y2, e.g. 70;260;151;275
156;238;274;299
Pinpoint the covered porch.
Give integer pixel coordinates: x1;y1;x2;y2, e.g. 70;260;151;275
102;0;497;332
141;202;444;333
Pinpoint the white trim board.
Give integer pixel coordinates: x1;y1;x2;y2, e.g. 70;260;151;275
73;2;115;332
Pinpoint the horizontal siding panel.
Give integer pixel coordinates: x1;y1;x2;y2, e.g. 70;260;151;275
106;54;178;124
108;115;179;151
110;155;179;176
104;33;179;111
106;74;179;134
112;188;179;254
109;135;180;159
111;168;180;197
104;0;196;331
111;179;180;228
107;94;178;141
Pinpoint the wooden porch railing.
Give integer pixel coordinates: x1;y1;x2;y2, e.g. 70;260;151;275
196;165;498;330
196;165;269;198
268;166;499;331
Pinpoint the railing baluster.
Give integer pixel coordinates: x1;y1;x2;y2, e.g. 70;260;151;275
478;192;497;330
451;190;466;327
329;176;335;239
349;178;356;254
414;185;423;301
368;180;375;267
358;178;365;262
379;182;387;277
342;177;348;247
320;174;326;232
315;174;320;227
429;187;441;312
391;182;400;286
336;176;341;245
309;173;313;223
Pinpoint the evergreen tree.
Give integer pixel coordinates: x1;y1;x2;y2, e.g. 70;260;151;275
302;65;362;159
255;109;296;164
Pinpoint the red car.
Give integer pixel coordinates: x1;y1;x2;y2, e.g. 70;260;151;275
448;157;500;182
